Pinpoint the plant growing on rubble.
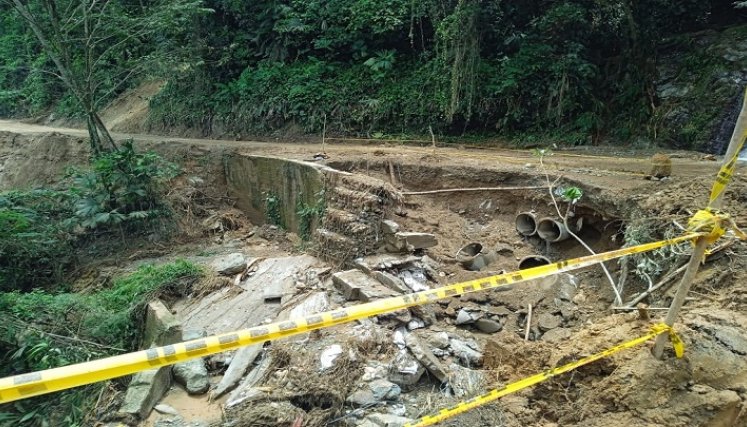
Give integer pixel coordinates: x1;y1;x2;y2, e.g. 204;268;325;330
297;189;326;241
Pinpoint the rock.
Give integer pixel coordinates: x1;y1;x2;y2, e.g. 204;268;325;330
173;358;209;395
361;362;390;382
382;220;401;235
447;363;485;397
212;344;262;398
409;305;437;326
332;270;398;302
119;367;171;419
154;404;179;416
395;232;438;250
372;271;410;294
347;379;401;406
388;350;425;386
364;413;414;427
426;332;450;349
380;308;412;324
474;318;502;334
212;253;247;275
400;269;429;292
407;318;426;331
455;309;482;325
320;344;344;370
556;274;578;301
537;313;562;332
143;299;182;347
713;326;747;355
226;352;273;408
541;328;572;343
487;306;512;317
405;334;448;382
354;254;420;274
263;277;287;302
449;338;483;367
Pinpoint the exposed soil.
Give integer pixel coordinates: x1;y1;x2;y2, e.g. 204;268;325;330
0;121;745;427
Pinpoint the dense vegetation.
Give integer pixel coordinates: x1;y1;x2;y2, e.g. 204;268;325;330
2;1;747;148
0;260;202;425
0;141;183;424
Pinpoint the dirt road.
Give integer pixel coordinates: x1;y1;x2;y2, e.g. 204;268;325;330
0;119;724;192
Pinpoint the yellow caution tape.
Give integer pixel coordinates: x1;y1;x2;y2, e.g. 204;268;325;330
709;89;747;206
689;209;747;248
406;323;684;427
0;233;699;404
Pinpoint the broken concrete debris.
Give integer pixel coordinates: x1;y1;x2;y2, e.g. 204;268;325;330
372;270;410;294
404;333;448;382
388;350;425;387
449;338;483;367
143;299;182;347
212;344;262;398
119;367;172;419
347;379;401;407
211;252;247;275
332;269;398;302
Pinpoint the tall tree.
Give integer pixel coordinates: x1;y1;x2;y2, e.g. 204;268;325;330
4;0;207;154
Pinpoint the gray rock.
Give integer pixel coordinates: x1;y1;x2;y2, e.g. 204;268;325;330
119;367;171;419
372;271;410;294
364;413;413;427
541;328;572;343
474;318;502;334
226;352;273;408
447;363;485;397
455;309;481;325
556;274;578;301
182;329;206;341
382;220;401;235
332;270;398;302
713;327;747;355
426;332;450;349
154;404;180;416
354;254;420;274
407;318;426;331
409;305;437;326
405;334;448;382
396;232;438;250
449;338;483;367
173;359;209;395
347;379;401;406
400;269;429;292
388;350;425;386
212;344;263;398
537;313;562;332
212;253;247;275
143;300;182;347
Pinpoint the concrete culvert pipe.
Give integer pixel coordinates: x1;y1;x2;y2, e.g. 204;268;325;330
518;255;552;270
456;243;498;271
537;217;570;242
515;212;538;236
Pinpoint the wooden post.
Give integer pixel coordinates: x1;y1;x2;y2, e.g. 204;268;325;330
652;90;747;358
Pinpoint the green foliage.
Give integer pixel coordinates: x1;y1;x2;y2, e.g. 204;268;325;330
264;192;283;228
67;140;179;230
296;190;326;241
3;1;746;147
558;187;583;204
0;260;201;426
0;190;75;292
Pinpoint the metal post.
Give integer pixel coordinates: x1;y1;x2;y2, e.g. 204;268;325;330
652;89;747;358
